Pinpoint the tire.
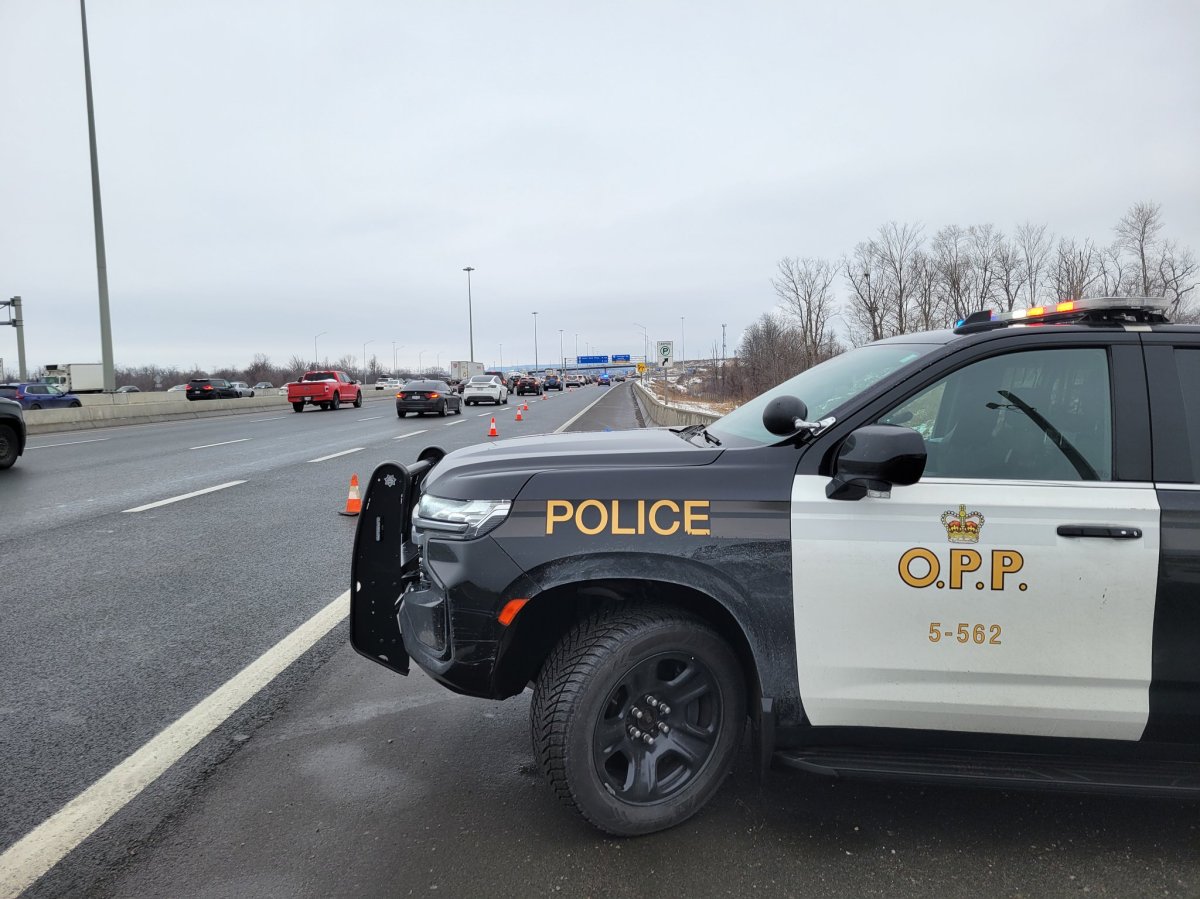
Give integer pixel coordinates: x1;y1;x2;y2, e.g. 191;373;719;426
29;403;42;411
353;392;363;408
503;395;509;405
292;402;305;413
0;423;18;469
330;393;341;410
69;401;82;408
398;410;406;418
530;604;746;837
438;402;447;417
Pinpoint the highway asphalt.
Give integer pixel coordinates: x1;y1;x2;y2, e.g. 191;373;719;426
4;382;1199;898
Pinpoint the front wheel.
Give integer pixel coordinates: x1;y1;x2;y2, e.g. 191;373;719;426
530;605;745;836
0;423;18;469
353;391;363;408
69;400;82;408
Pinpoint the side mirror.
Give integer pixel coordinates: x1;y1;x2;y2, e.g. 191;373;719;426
827;425;927;500
762;396;808;436
417;445;447;468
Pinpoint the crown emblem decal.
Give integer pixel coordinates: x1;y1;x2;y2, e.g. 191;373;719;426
941;504;985;544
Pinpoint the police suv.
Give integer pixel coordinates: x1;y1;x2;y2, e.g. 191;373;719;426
351;297;1200;835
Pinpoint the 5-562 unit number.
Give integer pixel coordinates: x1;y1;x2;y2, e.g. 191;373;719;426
928;622;1002;645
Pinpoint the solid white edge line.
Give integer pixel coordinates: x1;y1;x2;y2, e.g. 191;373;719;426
189;438;251;450
306;447;364;463
122;481;246;513
393;430;428;440
25;438;110;449
0;591;350;899
554;386;617;433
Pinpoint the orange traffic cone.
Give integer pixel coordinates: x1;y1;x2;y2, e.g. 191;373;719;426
522;402;529;411
515;407;523;422
488;417;498;437
540;391;547;401
339;474;362;517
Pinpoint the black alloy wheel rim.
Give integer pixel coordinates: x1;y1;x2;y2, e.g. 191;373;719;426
592;651;723;805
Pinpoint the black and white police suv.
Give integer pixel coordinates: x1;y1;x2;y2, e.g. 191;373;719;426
351;297;1200;835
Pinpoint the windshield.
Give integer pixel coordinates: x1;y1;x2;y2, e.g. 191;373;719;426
706;342;940;447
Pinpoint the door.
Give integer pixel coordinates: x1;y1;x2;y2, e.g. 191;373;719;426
791;345;1161;741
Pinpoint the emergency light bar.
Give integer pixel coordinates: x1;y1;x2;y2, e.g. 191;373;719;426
955;296;1171;333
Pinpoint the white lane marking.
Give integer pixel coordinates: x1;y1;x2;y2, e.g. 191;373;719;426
0;591;349;899
393;430;428;440
189;438;250;450
443;419;465;427
254;416;287;422
357;416;382;422
477;410;498;417
306;447;364;463
122;481;246;513
26;438;110;450
554;387;615;433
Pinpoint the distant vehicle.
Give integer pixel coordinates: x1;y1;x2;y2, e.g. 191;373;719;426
0;383;84;410
516;375;543;396
543;374;563;391
505;372;527;391
253;381;274;390
287;370;363;412
565;376;584;388
450;361;485;382
40;362;104;394
186;378;240;400
229;381;256;397
167;384;188;393
396;380;462;417
375;378;402;391
598;373;611;386
115;385;140;393
614;374;627;382
0;397;25;469
462;375;509;406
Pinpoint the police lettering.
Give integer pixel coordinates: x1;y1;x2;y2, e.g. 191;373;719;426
898;547;1027;592
546;500;710;536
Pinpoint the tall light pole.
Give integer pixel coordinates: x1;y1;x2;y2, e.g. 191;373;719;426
314;331;327;366
462;266;475;363
363;339;374;381
681;316;686;364
435;352;441;375
418;350;426;373
81;0;115;392
574;333;579;366
499;343;503;369
392;340;404;373
633;322;648;366
532;312;539;372
558;329;564;372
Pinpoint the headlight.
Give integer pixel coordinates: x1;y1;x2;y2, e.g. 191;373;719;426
413;494;512;540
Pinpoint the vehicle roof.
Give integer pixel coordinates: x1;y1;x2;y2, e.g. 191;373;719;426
873;319;1200;349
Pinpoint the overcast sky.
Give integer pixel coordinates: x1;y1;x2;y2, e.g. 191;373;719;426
2;0;1198;375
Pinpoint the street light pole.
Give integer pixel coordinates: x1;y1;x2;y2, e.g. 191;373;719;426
499;343;503;370
363;339;374;381
558;329;564;373
462;266;475;363
532;312;539;372
633;321;648;367
681;316;686;364
419;350;426;373
314;331;327;366
80;0;115;392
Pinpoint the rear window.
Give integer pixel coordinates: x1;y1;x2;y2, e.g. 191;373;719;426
303;372;337;382
188;379;211;386
0;387;17;398
468;376;495;384
404;381;440;391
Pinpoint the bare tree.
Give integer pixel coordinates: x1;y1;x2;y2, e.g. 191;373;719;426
1157;240;1199;319
772;256;837;362
1052;237;1099;300
843;242;892;344
1096;243;1129;297
737;312;807;396
874;222;924;335
931;225;975;321
287;354;309;377
967;224;1003;309
910;251;945;330
993;237;1025;312
1115;201;1165;297
1015;222;1052;305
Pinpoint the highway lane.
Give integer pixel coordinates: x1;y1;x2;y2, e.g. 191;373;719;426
0;384;618;871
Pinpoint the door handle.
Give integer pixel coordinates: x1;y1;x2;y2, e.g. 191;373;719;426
1056;525;1142;539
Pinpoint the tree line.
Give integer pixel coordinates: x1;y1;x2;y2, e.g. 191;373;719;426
729;201;1197;400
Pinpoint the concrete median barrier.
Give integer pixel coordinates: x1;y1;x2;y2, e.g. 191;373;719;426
24;391;395;435
632;381;720;427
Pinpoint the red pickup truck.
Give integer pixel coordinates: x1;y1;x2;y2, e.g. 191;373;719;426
288;370;363;412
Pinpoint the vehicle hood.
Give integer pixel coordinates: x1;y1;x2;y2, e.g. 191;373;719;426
421;428;721;500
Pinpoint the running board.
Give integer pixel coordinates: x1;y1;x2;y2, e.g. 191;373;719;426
774;747;1200;798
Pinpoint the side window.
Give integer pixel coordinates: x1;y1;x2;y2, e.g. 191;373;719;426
1174;349;1200;483
878;348;1113;481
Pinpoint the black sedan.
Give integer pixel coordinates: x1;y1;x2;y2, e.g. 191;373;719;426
396;380;462;417
185;378;240;400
